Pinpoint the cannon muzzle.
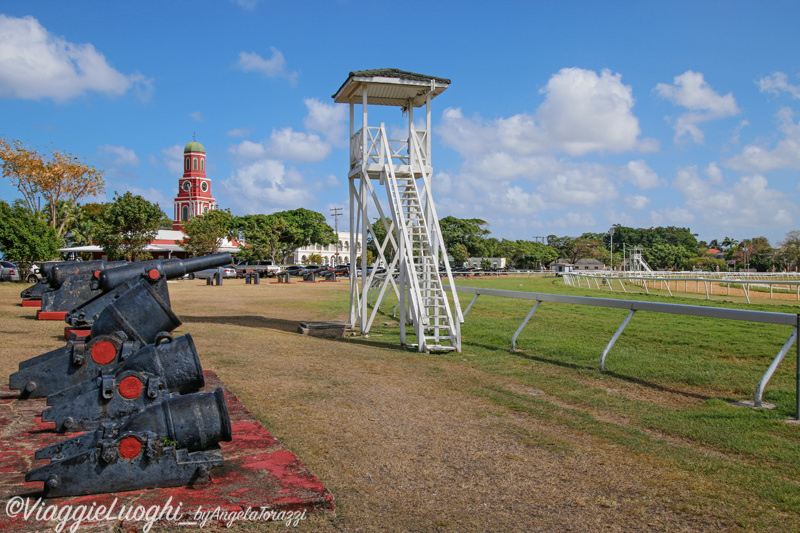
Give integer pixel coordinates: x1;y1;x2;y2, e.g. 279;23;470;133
98;253;232;292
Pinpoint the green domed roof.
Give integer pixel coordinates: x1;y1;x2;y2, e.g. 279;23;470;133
184;141;205;153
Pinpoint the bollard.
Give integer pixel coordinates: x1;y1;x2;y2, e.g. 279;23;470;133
206;276;213;286
245;272;251;284
215;268;223;286
253;271;260;285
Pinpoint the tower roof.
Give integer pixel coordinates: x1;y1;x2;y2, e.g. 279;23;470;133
184;141;205;153
332;68;450;108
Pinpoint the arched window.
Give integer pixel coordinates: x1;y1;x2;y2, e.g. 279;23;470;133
193;158;198;170
185;157;190;171
181;205;189;221
203;206;209;214
201;159;204;171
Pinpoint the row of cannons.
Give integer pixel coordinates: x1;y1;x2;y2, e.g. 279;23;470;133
11;253;235;497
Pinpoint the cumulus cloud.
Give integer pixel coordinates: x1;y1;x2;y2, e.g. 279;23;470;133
672;165;793;228
538;68;654;155
723;107;800;172
221;159;314;213
235;47;298;86
98;145;140;167
303;98;348;146
0;15;151;102
152;145;184;175
624;195;650;210
655;70;740;144
439;68;656;158
623;160;661;189
226;128;251;137
757;72;800;99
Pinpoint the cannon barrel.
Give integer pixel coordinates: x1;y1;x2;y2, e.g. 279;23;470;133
98;253;232;292
20;260;125;300
42;334;205;432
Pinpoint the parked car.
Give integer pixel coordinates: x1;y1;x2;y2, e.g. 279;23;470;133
234;261;280;278
26;260;63;283
188;266;237;279
282;265;307;277
0;261;20;282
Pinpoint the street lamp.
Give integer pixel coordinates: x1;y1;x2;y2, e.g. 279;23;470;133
609;227;615;271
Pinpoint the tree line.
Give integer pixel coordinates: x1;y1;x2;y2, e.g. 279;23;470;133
2;139;799;274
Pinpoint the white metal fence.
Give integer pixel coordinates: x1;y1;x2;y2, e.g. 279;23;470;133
564;271;800;304
443;284;799;417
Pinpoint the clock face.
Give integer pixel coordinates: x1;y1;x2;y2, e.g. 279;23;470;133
182;181;191;192
200;181;208;192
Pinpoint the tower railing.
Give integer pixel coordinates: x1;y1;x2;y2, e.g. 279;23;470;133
350;127;429;171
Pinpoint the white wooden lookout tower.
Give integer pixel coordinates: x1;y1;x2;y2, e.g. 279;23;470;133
332;69;463;352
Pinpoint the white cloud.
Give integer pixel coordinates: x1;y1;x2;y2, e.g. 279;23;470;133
228;128;330;163
265;128;330;162
303;98;347;146
624;195;650;210
624;160;660;189
221;159;314;213
228;140;266;160
704;162;723;184
537;165;618;206
648;207;696;227
226;128;252;137
99;145;140;167
235;47;298;86
124;186;171;210
190;111;203;122
757;72;800;99
538;68;654;155
439;68;656;158
672;165;793;228
155;145;184;175
723;107;800;172
0;15;151;102
230;0;261;9
655;70;740;144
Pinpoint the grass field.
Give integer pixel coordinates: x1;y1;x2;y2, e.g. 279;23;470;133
1;275;799;532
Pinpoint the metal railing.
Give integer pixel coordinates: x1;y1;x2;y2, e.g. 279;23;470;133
444;284;799;417
564;271;800;304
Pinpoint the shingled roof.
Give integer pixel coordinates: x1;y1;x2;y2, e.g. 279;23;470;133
332;68;450;107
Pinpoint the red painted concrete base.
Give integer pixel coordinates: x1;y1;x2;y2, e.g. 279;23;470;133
35;311;67;321
269;282;296;285
64;327;91;341
20;300;42;308
0;371;334;532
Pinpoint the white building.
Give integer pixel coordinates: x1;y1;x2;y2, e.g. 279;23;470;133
290;231;361;266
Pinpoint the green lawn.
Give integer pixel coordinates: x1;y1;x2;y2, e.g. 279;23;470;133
359;275;800;530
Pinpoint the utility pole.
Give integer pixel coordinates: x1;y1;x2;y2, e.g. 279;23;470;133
330;207;343;265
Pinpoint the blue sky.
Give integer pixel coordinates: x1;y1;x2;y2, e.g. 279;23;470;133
1;1;799;247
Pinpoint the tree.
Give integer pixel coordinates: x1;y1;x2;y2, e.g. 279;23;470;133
96;192;164;261
235;214;295;264
439;216;490;257
278;208;337;261
0;199;61;275
367;217;395;260
306;253;323;265
511;240;558;270
449;242;469;265
776;230;800;271
181;209;236;257
0;138;105;236
644;243;693;270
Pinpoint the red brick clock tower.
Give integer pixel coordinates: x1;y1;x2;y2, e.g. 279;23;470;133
173;140;216;230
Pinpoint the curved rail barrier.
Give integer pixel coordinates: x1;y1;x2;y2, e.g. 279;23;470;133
444;284;799;418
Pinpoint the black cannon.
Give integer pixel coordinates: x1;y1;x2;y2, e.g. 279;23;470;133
42;334;204;432
27;260;127;306
10;278;181;398
65;252;231;328
27;388;231;497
